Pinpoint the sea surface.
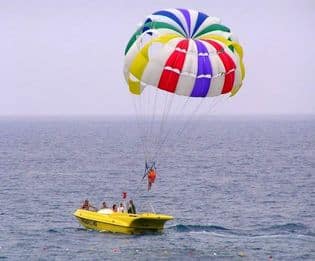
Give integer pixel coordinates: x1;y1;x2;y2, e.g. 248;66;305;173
0;116;314;260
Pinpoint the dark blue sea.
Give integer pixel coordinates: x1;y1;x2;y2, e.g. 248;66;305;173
0;116;314;260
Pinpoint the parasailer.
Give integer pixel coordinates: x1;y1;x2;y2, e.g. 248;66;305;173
142;161;157;191
147;167;157;191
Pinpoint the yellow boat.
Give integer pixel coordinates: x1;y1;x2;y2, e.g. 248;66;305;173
73;209;174;234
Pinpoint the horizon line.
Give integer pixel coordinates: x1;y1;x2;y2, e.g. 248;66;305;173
0;113;314;118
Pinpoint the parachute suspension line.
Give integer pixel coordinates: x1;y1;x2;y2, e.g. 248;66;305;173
143;87;158;163
131;92;148;162
177;96;222;142
150;89;171;164
208;94;228;112
152;95;192;161
147;85;159;163
134;22;161;167
151;47;184;164
147;90;154;161
175;96;219;138
134;90;161;198
153;90;175;165
164;94;230;162
145;87;152;161
132;89;160;198
149;201;156;213
131;92;156;200
174;96;205;138
175;95;226;142
139;89;150;162
161;94;193;146
128;87;148;200
154;96;205;160
143;86;151;163
138;89;147;162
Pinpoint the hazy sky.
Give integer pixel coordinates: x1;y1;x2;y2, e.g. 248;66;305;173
1;0;314;115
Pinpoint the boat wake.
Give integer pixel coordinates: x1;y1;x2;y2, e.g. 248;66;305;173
167;223;315;238
167;224;229;233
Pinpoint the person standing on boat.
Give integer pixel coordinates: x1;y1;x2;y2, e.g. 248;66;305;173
127;200;136;214
112;204;118;212
118;203;125;213
100;201;107;209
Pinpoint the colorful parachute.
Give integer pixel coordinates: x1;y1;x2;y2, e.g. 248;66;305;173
124;8;245;98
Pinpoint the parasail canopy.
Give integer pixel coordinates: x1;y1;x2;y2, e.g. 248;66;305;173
124;8;245;98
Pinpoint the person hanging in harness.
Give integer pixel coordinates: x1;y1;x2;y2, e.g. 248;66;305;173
147;167;156;191
143;161;157;191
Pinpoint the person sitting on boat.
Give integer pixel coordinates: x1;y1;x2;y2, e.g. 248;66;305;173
112;204;118;212
127;200;136;214
100;201;107;209
117;203;125;213
97;202;113;214
81;199;97;211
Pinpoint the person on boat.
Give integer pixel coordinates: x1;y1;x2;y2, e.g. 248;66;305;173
100;201;107;209
81;199;97;211
117;203;125;213
112;204;118;212
127;200;136;214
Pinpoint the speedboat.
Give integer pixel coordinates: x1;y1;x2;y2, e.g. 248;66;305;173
73;208;174;234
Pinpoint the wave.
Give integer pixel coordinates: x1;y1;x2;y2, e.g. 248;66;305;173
265;223;307;232
47;229;59;233
167;224;230;233
261;223;315;236
47;227;86;234
167;223;315;238
47;223;314;239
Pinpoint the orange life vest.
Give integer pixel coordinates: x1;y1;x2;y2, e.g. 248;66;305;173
148;169;156;183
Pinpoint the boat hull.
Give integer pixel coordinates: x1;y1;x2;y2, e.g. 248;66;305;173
73;209;173;234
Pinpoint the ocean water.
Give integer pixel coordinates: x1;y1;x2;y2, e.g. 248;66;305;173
0;116;314;260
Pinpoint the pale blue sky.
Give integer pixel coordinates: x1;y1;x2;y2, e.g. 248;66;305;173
0;0;314;115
